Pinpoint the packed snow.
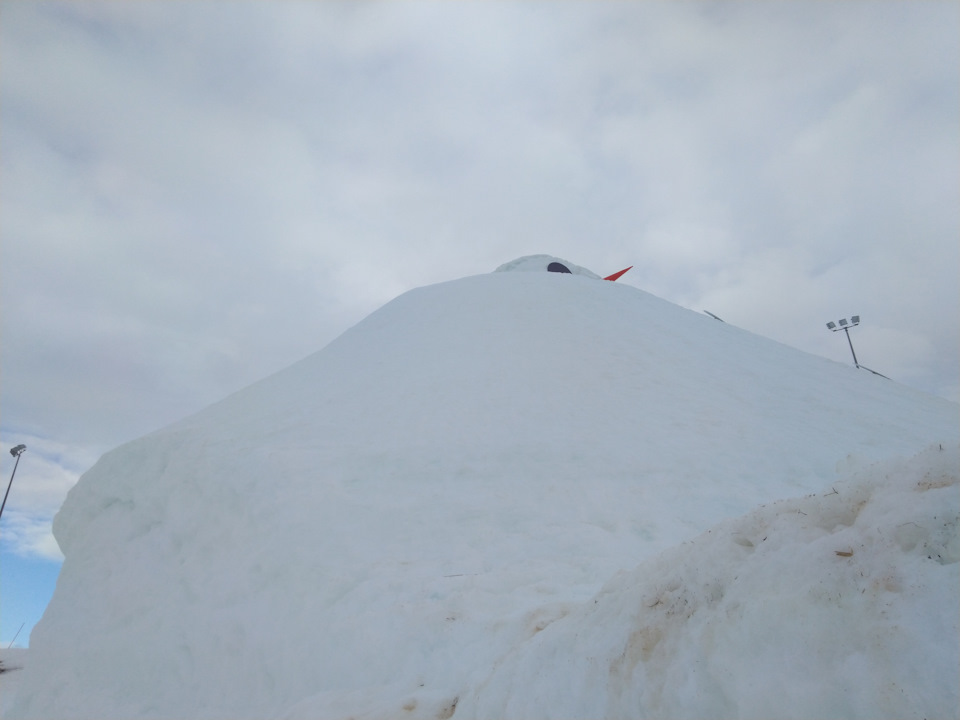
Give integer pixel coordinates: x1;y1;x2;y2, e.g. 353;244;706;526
0;649;27;717
458;444;959;720
7;256;958;719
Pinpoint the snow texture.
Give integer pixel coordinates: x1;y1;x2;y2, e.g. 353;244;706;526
459;444;959;720
8;257;959;719
0;649;27;717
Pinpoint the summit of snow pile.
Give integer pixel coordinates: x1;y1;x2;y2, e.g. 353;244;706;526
9;268;958;719
494;254;601;277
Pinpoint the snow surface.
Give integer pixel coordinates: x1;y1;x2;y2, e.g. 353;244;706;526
459;444;959;720
8;258;959;719
0;649;27;717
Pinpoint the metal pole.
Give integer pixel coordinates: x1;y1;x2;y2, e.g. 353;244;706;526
8;622;25;648
0;446;26;522
843;326;860;368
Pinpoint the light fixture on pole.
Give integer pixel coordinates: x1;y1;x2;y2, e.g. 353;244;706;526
0;444;27;522
826;315;861;368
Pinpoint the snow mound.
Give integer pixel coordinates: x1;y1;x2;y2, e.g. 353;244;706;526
459;444;960;720
9;268;958;719
494;254;601;278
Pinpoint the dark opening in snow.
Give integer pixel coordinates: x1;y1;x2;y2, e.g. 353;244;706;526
547;262;572;274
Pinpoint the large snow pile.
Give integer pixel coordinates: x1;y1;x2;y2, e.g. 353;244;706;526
9;257;959;719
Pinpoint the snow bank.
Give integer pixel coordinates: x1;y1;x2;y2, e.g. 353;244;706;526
459;444;960;720
8;261;958;719
0;649;28;717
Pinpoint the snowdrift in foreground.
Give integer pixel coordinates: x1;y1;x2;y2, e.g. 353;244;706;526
9;259;959;719
458;444;959;720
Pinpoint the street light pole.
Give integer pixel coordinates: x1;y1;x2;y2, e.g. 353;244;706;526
826;316;861;368
0;444;27;522
825;316;890;379
842;325;859;368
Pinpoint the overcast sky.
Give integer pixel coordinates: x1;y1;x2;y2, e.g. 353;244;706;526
1;1;957;639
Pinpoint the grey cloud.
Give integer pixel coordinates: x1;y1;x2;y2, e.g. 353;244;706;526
1;1;957;559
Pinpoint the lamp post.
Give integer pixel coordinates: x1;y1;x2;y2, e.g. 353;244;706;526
0;444;27;522
826;316;861;368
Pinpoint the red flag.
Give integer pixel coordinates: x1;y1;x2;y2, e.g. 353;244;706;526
603;266;632;282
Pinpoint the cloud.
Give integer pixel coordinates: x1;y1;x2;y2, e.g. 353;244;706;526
0;432;100;560
0;1;957;550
